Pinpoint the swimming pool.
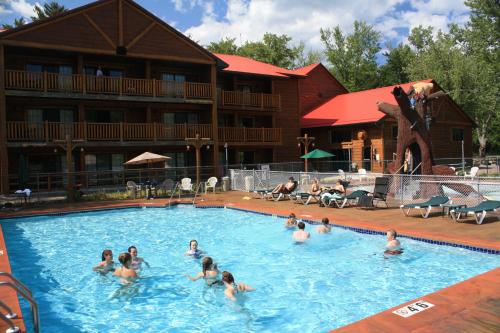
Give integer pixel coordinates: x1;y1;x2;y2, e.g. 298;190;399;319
1;206;499;333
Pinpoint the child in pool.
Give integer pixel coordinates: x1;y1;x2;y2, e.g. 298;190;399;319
184;240;204;258
93;249;115;273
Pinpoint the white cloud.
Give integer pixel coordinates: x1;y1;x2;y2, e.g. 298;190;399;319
0;5;13;15
184;0;470;52
170;0;204;13
5;0;38;18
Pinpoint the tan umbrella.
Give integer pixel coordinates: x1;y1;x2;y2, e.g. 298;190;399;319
124;152;171;165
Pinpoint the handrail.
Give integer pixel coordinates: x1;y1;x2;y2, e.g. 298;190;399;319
0;311;19;333
0;281;39;333
168;182;179;207
0;300;17;319
192;182;203;205
410;162;422;175
395;163;406;174
0;273;32;297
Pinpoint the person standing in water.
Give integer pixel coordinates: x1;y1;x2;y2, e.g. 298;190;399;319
186;257;219;286
384;229;403;255
221;271;255;301
128;246;150;270
114;252;138;283
316;217;331;234
184;239;204;258
293;222;310;242
93;249;115;273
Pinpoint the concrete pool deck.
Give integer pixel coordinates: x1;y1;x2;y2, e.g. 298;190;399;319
0;191;499;332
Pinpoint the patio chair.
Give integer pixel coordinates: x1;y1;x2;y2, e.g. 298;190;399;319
252;188;274;199
157;179;175;197
126;181;141;198
291;191;321;205
400;196;450;218
369;177;390;208
323;189;369;208
464;166;479;179
205;177;218;194
180;178;194;194
450;200;500;225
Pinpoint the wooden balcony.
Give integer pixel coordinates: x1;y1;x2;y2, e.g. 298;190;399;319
6;122;282;145
218;127;281;144
4;70;213;100
218;90;280;110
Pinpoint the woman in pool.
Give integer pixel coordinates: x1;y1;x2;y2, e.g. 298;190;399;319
221;271;255;301
316;217;331;233
284;213;298;228
128;245;150;270
186;256;219;285
384;229;403;255
93;249;115;273
184;239;204;258
114;252;138;283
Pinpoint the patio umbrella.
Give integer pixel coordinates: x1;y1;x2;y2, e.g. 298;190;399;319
124;152;171;165
300;149;335;159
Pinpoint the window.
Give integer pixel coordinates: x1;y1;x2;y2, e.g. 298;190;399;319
162;113;198;124
330;128;352;143
452;128;464;141
161;73;185;97
392;126;398;140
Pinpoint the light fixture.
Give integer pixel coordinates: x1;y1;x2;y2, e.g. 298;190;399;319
80;147;84;152
186;145;190;151
297;143;301;147
53;148;58;153
312;142;316;147
206;145;210;150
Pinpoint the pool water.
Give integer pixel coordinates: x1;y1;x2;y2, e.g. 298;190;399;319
1;206;499;333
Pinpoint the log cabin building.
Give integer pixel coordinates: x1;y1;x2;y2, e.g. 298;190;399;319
299;64;474;173
0;0;474;194
0;0;303;193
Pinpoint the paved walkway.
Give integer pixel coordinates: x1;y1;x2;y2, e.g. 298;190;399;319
0;191;499;332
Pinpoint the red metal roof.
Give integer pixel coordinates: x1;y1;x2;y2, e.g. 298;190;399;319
292;63;321;75
213;53;306;78
301;80;433;128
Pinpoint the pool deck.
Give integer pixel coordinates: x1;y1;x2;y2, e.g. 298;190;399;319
0;191;499;332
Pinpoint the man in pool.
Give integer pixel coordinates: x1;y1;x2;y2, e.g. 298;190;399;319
384;229;403;255
316;217;331;233
293;221;310;242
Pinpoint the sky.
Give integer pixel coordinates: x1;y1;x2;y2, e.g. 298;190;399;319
0;0;470;58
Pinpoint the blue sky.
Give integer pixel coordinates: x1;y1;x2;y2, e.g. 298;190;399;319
0;0;470;56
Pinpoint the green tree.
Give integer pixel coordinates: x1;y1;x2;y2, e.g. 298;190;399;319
378;43;414;86
206;37;239;54
320;21;381;91
31;1;67;22
2;17;26;29
238;33;303;69
295;42;322;68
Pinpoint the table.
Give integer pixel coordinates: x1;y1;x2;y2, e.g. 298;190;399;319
441;203;467;217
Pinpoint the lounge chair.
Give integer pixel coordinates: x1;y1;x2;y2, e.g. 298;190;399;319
291;192;320;205
450;200;500;225
323;189;369;208
266;181;298;201
400;196;449;218
252;188;274;199
205;177;218;193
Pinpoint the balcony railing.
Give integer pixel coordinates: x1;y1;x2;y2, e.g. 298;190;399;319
218;127;281;143
6;122;281;144
219;90;280;110
4;70;213;99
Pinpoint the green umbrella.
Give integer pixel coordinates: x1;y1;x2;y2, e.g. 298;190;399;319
301;149;335;159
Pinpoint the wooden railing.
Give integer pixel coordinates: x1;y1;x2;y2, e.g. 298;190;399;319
5;70;213;99
218;127;281;143
219;90;280;110
7;122;281;144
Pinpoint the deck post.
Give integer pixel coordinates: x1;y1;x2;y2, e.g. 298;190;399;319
0;43;9;194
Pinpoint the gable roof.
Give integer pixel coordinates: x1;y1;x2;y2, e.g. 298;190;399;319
0;0;224;66
301;80;433;128
292;63;320;75
213;53;306;78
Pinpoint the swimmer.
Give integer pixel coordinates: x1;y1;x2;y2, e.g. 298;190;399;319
221;271;255;301
293;221;310;242
384;229;403;255
186;256;220;286
184;240;204;258
128;246;150;270
113;252;138;283
285;213;298;228
316;217;331;234
93;249;115;273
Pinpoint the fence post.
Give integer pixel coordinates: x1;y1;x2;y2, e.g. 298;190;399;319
252;169;255;191
400;174;403;206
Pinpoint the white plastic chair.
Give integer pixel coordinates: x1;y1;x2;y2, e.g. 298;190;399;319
126;181;141;198
338;169;345;180
465;166;479;179
205;177;218;193
180;178;193;193
358;168;368;181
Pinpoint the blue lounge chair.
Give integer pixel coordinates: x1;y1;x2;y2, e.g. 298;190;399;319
450;200;500;225
400;196;449;218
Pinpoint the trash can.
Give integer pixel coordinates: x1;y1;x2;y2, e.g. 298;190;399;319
222;176;231;191
244;176;254;192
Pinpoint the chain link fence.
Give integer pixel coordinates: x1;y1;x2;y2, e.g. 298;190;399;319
229;169;500;208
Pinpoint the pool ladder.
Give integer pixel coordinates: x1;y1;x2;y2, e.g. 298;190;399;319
0;272;39;333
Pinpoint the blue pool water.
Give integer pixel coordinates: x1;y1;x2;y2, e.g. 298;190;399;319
1;206;499;333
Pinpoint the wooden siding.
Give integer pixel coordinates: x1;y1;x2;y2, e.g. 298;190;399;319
273;79;300;162
218;90;280;110
298;65;347;115
1;0;214;64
